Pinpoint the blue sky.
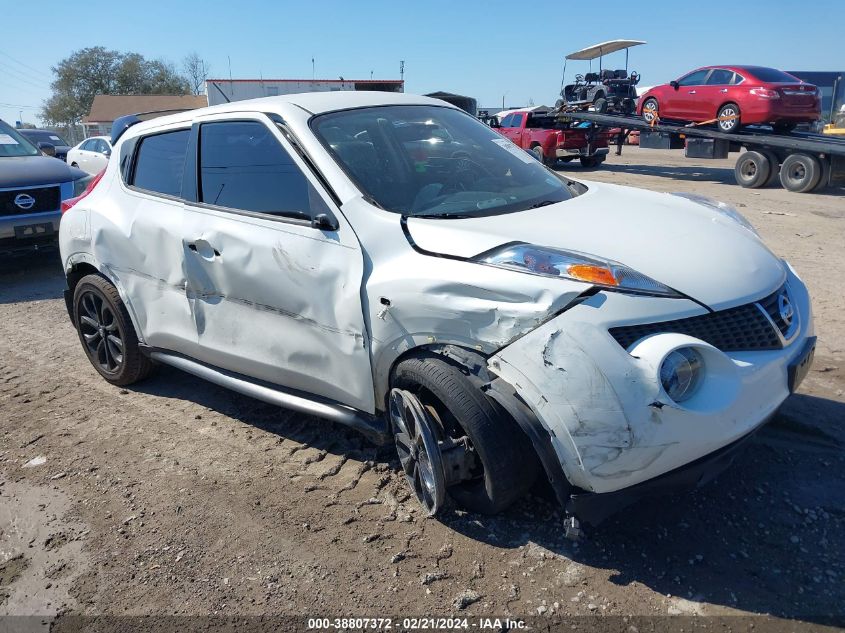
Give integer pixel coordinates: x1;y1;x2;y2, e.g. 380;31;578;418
1;0;841;127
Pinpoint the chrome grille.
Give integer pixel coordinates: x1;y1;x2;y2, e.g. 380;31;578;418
610;286;790;352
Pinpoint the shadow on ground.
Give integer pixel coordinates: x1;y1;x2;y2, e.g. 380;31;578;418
0;250;64;305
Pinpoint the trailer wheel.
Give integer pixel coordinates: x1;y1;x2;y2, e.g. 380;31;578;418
580;155;603;169
593;97;608;113
760;150;781;187
812;156;831;192
780;153;821;193
734;151;771;188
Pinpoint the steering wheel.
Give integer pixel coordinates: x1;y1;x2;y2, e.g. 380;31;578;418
630;71;640;84
575;74;584;83
441;155;493;194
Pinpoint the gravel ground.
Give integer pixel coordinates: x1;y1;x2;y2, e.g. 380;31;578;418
1;148;843;631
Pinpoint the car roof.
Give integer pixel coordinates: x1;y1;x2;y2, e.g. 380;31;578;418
124;91;457;138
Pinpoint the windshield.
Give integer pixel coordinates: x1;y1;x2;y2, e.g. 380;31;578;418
312;105;577;218
749;67;800;83
21;130;70;146
0;120;40;157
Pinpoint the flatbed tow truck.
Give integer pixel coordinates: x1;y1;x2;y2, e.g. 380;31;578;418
548;110;845;193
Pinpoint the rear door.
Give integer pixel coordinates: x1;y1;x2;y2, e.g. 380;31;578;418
109;126;198;356
178;113;374;412
700;68;736;119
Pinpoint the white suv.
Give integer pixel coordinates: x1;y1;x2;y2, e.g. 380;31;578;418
59;92;815;529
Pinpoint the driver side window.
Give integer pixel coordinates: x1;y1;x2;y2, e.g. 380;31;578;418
678;70;710;87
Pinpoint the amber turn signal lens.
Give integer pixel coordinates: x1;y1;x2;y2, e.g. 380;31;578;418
567;264;619;286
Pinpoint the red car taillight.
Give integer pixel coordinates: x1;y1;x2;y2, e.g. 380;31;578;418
750;87;780;100
62;170;105;214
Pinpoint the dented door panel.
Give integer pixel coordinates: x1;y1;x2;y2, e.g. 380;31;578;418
179;206;373;412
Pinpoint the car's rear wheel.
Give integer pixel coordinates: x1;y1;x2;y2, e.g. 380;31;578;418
779;153;822;193
641;98;659;123
390;354;539;515
593;97;608;113
73;274;154;386
734;151;771;188
580;155;604;169
717;103;741;133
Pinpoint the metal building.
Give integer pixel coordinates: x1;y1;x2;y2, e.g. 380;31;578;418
206;78;404;106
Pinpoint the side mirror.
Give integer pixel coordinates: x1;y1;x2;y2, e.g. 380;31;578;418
37;142;56;157
311;213;339;231
669;80;679;90
103;148;112;157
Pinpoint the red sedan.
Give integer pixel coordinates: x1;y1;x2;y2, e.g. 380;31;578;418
637;65;820;133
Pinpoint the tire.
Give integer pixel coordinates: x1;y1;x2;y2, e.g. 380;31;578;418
717;103;741;133
772;122;796;134
760;150;781;187
593;97;608;113
812;156;831;192
734;151;771;188
73;274;154;386
641;98;659;123
391;354;539;514
779;153;822;193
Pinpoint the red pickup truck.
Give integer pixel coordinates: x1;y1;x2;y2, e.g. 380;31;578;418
494;110;611;168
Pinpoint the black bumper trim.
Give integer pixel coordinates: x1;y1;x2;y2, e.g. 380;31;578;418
567;426;763;526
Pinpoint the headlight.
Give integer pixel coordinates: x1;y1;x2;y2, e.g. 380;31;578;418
670;192;759;237
72;174;95;197
476;243;681;297
660;347;704;402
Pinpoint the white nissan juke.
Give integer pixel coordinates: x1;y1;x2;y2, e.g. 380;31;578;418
58;92;815;532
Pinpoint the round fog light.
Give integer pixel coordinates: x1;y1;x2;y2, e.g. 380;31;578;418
660;347;704;403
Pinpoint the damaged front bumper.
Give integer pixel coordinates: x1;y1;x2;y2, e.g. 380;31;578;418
487;267;814;523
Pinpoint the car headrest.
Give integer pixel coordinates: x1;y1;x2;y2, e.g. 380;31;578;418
601;69;615;80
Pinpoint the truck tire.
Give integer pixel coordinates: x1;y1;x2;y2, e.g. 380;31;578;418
812;156;831;192
580;155;603;168
734;151;771;188
72;274;155;386
391;354;539;515
760;150;781;187
717;103;741;133
779;153;821;193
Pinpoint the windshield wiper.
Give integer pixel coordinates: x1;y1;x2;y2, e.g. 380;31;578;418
528;200;559;209
411;212;472;219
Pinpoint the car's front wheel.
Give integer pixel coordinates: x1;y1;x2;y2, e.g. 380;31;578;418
641;98;659;123
73;274;154;386
717;103;741;133
390;353;539;516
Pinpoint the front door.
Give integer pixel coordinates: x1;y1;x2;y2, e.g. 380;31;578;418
179;115;375;413
668;69;711;120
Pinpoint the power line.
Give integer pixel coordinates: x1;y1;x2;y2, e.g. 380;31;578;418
0;50;52;80
0;102;41;110
0;59;51;91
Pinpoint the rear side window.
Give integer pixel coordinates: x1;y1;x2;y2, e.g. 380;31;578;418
198;120;316;219
132;129;190;197
706;69;735;85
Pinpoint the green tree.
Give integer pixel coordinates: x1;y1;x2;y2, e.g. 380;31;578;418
41;47;189;127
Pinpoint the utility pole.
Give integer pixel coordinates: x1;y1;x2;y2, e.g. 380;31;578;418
228;56;233;97
400;60;405;81
312;58;315;80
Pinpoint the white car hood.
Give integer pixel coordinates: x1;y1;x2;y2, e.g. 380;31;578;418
405;181;785;309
